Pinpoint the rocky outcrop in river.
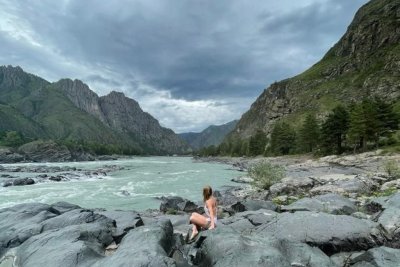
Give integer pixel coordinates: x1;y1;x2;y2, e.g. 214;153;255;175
0;140;95;163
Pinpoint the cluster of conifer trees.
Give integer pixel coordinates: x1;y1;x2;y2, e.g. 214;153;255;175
199;98;400;157
0;131;141;155
0;131;26;147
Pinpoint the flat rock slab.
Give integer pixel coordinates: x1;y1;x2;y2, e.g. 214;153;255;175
316;174;357;182
158;214;191;235
376;193;400;210
219;209;278;231
381;179;400;191
282;193;357;215
310;177;379;196
194;227;337;267
0;203;58;253
377;208;400;246
242;199;277;212
364;193;400;243
269;176;315;196
351;247;400;267
0;202;179;267
13;222;114;267
40;209;115;232
159;196;199;213
249;211;387;255
97;210;143;238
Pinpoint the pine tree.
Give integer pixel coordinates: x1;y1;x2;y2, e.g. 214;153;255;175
270;122;296;155
248;130;267;156
321;105;349;154
348;99;380;151
218;141;230;156
375;98;400;139
240;140;249;156
298;114;320;153
230;139;243;156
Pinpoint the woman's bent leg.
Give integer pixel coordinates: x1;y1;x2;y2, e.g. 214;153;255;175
190;212;209;228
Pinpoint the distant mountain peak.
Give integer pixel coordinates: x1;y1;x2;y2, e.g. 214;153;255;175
180;120;238;150
0;65;189;155
107;90;126;97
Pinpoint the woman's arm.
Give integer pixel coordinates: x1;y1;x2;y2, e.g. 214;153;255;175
207;199;216;229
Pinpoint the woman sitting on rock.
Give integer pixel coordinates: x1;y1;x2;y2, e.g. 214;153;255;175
189;185;217;241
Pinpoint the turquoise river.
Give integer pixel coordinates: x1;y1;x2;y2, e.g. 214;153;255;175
0;157;241;211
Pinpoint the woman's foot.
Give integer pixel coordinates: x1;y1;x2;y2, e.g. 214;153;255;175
188;230;199;243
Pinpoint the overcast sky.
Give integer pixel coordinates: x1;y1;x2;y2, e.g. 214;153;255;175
0;0;368;133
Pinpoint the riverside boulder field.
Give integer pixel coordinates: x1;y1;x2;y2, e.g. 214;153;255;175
1;0;400;266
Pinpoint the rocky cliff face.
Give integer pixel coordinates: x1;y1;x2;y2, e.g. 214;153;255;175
0;65;49;104
99;91;189;154
55;79;107;123
229;0;400;140
55;79;188;154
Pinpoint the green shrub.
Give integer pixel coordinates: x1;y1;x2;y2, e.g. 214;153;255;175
372;187;398;197
384;160;400;180
166;208;178;215
249;161;285;190
0;131;25;147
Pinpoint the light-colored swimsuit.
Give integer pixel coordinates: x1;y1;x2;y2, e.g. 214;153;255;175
204;204;217;228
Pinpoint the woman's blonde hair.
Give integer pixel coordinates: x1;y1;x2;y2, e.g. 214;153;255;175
203;185;213;202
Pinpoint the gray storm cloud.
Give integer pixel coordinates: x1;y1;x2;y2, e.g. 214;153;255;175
0;0;368;132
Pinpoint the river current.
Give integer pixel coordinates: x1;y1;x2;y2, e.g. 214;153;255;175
0;157;241;211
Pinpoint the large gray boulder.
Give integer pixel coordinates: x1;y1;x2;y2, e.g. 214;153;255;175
159;196;199;213
194;227;336;267
14;221;114;267
214;189;240;206
0;148;24;163
282;194;357;215
367;193;400;247
241;199;277;212
269;176;316;197
219;209;278;232
157;214;191;235
18;140;72;162
0;202;116;267
381;179;400;191
4;177;35;187
310;175;379;197
351;247;400;267
249;211;387;254
369;193;400;210
330;251;364;267
94;219;176;267
50;201;81;214
0;202;116;254
40;209;115;232
97;210;143;242
0;203;58;255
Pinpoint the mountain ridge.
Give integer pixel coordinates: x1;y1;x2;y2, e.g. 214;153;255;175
226;0;400;142
180;120;238;150
0;65;188;155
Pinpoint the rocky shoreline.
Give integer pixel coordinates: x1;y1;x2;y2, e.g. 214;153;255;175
0;164;124;188
0;140;120;164
1;151;400;266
